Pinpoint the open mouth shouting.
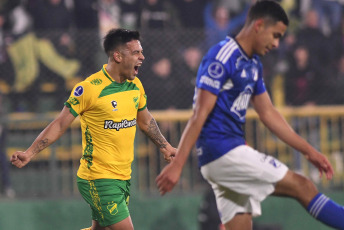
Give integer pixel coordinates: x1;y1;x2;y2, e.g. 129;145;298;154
134;63;142;75
134;66;139;75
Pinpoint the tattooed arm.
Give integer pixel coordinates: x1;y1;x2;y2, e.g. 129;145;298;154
11;106;76;168
137;108;176;162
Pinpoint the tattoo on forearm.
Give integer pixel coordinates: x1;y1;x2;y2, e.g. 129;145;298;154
144;118;167;149
33;138;49;154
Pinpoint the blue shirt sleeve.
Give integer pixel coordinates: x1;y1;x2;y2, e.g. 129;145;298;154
196;57;230;95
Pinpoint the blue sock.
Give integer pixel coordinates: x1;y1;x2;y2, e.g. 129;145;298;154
307;193;344;229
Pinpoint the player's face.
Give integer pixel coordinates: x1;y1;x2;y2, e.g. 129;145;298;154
254;20;287;56
119;40;145;80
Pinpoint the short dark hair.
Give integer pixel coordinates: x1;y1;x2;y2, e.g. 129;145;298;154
103;28;141;57
247;0;289;26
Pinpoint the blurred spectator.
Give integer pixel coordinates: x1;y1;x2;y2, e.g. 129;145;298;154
6;1;32;37
0;2;33;112
284;46;326;106
73;0;100;77
140;0;177;29
293;9;331;68
172;0;207;29
98;0;120;38
144;56;178;110
219;0;251;17
73;0;99;30
119;0;141;29
176;46;203;109
0;12;15;94
330;56;344;105
203;2;247;49
23;0;80;111
0;92;15;198
171;0;208;46
27;0;74;57
312;0;342;35
326;14;344;70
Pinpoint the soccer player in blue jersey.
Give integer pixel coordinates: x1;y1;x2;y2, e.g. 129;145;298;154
156;1;344;229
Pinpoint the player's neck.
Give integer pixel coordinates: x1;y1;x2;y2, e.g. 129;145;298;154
105;63;124;83
235;28;254;58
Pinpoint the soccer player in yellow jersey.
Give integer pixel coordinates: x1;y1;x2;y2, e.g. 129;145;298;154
11;28;176;230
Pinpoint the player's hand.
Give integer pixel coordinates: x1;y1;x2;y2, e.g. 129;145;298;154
11;151;32;168
160;146;177;163
156;161;182;195
305;151;334;180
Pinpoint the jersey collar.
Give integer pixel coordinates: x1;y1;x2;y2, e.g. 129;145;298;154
101;64;129;85
227;36;250;61
102;65;114;82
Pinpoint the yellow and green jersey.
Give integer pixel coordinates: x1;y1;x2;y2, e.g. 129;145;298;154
65;64;147;180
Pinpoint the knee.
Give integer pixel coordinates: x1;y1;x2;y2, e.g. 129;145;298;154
291;173;318;205
294;174;317;193
275;170;318;206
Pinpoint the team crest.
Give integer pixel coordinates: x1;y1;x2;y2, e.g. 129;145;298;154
107;202;118;215
111;100;118;111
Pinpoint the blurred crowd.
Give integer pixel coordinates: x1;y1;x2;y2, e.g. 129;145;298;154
0;0;344;113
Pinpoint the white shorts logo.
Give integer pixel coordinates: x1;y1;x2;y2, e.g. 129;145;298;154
269;159;281;168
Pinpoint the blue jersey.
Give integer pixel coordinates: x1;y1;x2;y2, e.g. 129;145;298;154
195;36;266;167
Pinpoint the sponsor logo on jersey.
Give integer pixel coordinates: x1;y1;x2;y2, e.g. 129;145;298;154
104;119;137;131
74;86;84;96
90;78;103;85
235;56;244;68
208;62;224;79
67;97;80;105
230;86;253;120
111;100;118;111
200;76;220;89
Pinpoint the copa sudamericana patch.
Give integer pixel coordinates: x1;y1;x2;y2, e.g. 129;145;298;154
208;62;225;79
74;86;84;97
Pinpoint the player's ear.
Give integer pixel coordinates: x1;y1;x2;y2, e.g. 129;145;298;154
254;18;265;33
113;51;122;63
